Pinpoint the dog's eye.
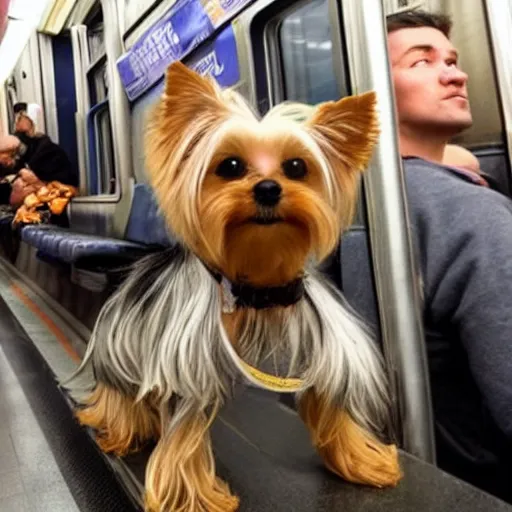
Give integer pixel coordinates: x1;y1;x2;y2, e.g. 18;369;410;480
282;158;307;180
215;157;247;180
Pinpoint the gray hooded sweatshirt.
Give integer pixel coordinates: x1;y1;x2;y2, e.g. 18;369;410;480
343;157;512;502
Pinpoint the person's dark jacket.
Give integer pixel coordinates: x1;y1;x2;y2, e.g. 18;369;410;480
15;132;77;186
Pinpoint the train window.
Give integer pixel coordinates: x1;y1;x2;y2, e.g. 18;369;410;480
97;109;116;195
88;59;109;105
80;1;114;196
85;4;105;62
88;24;105;63
278;0;338;104
87;100;116;195
269;0;366;224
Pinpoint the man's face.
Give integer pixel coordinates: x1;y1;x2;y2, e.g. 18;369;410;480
388;26;472;137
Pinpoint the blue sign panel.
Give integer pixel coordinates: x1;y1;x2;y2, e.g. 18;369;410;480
189;25;239;88
117;0;213;101
117;0;252;101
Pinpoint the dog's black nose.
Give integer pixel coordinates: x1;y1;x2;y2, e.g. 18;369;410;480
253;180;282;206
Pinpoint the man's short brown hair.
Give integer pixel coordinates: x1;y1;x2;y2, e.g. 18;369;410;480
386;10;452;38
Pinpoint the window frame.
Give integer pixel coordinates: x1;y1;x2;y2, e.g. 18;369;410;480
72;0;118;202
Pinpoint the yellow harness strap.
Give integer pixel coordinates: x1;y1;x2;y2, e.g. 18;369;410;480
240;360;304;393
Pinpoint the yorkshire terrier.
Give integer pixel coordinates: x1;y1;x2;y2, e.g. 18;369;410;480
73;61;401;511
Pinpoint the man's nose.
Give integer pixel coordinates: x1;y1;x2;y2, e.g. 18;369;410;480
439;66;468;87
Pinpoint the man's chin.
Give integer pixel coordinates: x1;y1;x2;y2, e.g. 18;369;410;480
436;117;473;137
451;108;473;128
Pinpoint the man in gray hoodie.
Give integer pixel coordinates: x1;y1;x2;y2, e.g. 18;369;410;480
381;10;512;502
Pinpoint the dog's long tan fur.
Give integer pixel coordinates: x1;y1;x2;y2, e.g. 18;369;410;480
72;61;401;511
76;384;160;456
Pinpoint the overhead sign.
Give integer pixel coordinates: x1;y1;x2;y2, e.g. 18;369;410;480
117;0;251;101
189;25;240;88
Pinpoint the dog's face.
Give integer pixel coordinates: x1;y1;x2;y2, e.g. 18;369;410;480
146;62;379;286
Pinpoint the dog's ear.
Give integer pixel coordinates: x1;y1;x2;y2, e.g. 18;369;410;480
307;92;380;173
145;62;229;185
162;61;228;123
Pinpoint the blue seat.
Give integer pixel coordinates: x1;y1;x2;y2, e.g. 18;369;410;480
21;184;173;267
339;226;380;334
22;228;146;264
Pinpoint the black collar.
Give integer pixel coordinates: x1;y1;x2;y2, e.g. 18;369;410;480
209;269;305;311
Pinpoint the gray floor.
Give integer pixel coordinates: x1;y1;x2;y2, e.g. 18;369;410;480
0;346;79;512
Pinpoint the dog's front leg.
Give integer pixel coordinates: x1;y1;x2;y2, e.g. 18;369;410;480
76;383;160;456
298;389;401;488
144;401;239;512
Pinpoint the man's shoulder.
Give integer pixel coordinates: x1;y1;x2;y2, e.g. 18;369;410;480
402;157;512;213
403;157;474;185
402;158;512;256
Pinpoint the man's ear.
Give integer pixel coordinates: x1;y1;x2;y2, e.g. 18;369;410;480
307;91;380;173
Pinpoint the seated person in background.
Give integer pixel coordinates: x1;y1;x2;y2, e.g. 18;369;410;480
384;10;512;502
13;102;27;115
11;103;77;203
0;107;78;224
0;139;77;224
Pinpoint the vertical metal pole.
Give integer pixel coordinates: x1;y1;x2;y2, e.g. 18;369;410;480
341;0;436;463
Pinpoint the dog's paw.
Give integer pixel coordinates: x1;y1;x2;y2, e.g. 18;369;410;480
320;427;402;488
144;483;240;512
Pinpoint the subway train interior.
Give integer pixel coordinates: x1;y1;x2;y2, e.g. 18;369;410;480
0;0;511;510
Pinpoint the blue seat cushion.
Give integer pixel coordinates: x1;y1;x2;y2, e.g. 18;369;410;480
20;184;174;268
21;225;151;265
340;226;380;336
